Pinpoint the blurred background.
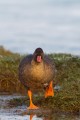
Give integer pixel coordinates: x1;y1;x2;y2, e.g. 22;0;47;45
0;0;80;55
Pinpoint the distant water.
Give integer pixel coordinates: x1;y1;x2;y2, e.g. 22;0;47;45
0;0;80;54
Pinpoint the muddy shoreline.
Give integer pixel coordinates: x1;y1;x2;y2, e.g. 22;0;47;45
1;93;79;115
0;94;80;120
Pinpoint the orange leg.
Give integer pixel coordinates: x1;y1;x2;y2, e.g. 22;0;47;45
45;81;54;98
28;90;39;109
30;114;34;120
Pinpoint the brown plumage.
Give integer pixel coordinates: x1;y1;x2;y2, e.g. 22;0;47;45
19;48;55;91
19;48;55;109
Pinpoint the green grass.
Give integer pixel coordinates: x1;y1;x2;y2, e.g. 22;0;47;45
0;46;80;113
0;46;26;93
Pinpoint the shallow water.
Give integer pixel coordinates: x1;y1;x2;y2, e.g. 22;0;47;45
0;95;80;120
0;115;42;120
